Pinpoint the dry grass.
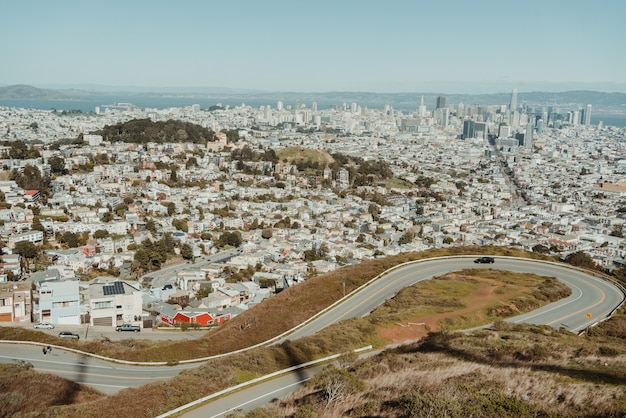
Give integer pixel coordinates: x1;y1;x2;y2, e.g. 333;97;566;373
3;246;621;417
263;324;626;418
0;362;104;417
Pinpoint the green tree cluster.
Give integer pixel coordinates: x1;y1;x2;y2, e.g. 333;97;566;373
11;165;51;201
216;231;242;248
96;118;216;145
0;140;41;159
133;235;176;271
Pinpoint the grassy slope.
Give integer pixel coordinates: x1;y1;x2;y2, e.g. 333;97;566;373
9;247;609;417
266;320;626;417
276;146;334;165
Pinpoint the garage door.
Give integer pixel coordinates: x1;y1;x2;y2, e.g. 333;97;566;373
93;316;112;326
0;313;12;322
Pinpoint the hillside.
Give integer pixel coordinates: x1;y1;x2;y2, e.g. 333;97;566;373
276;146;334;166
0;247;623;417
264;319;626;417
0;84;74;100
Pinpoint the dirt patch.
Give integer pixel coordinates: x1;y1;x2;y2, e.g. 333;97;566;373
377;273;528;344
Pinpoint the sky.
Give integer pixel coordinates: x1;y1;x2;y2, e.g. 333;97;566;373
1;0;625;94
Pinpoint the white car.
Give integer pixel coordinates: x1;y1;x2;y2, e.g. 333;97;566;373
33;322;55;329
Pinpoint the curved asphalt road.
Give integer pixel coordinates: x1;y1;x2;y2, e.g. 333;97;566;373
180;256;625;417
0;342;198;395
0;257;623;402
281;257;624;341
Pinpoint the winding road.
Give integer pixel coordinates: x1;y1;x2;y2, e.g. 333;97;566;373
0;256;624;410
179;256;625;417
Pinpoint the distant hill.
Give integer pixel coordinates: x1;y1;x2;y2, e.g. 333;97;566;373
276;146;334;165
0;84;74;100
1;84;624;113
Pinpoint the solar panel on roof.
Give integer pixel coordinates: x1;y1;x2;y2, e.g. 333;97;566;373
102;282;125;295
114;281;124;294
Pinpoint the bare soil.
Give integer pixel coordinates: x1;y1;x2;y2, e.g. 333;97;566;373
377;273;529;344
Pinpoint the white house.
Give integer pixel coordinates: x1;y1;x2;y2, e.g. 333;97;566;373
89;280;143;328
37;280;81;325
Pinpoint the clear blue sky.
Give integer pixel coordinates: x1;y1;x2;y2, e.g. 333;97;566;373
1;0;625;93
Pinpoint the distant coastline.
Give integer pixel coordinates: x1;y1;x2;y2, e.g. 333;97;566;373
1;96;625;128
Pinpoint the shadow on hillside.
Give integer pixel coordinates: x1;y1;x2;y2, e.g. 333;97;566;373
280;339;310;383
395;332;626;386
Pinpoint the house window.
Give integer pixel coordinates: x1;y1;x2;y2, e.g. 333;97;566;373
0;299;6;307
53;301;78;308
93;301;112;309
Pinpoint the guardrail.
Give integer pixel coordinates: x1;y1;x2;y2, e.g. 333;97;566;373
1;255;624;366
156;345;372;418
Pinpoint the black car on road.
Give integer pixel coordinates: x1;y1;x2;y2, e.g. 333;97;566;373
58;331;80;340
474;256;495;264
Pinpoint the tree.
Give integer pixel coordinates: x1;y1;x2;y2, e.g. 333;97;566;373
564;251;597;269
31;217;45;232
398;231;415;245
93;229;109;239
180;243;194;260
101;211;114;223
261;228;273;239
368;203;380;221
165;202;176;216
172;218;188;232
48;156;67;175
145;218;157;235
13;241;38;272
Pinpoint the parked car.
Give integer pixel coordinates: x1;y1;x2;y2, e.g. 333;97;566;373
115;324;141;332
58;331;80;340
33;322;55;329
474;256;495;264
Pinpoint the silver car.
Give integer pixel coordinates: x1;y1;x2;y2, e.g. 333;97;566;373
33;322;55;329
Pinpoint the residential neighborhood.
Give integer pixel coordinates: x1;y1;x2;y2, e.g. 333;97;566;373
0;95;625;332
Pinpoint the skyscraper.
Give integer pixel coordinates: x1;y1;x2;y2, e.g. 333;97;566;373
462;119;475;139
419;95;426;117
510;89;518;111
584;104;592;125
436;96;446;109
525;122;534;149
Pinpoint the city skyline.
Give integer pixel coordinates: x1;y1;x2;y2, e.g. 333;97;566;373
2;1;626;94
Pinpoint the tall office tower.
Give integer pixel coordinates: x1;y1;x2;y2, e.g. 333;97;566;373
462;119;475;139
277;101;283;111
311;102;318;112
474;121;487;139
419;95;426;117
442;108;449;127
573;109;580;125
436;96;446;109
510;88;518;111
525;122;534;149
536;119;544;133
498;123;511;139
584;104;592;125
351;102;357;113
457;103;465;118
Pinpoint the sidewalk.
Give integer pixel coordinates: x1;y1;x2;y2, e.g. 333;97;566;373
1;321;206;342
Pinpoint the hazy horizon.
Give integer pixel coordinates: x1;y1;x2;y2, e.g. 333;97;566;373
2;1;625;94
